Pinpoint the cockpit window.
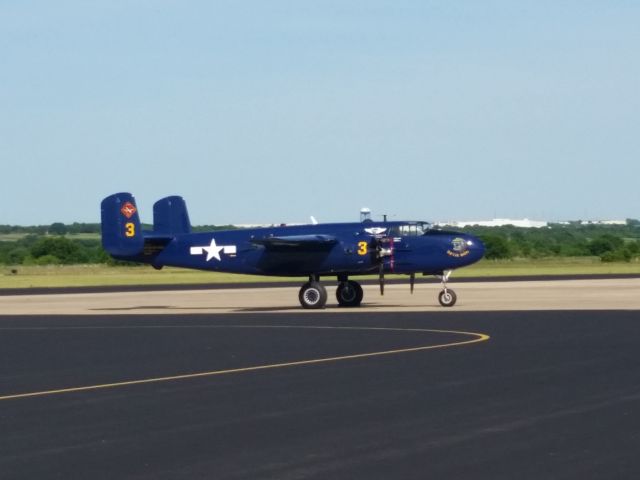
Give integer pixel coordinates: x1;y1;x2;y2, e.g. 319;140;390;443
399;224;418;236
390;222;431;237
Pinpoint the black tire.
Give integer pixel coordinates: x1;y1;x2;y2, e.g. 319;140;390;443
438;289;457;307
299;282;328;309
336;281;364;307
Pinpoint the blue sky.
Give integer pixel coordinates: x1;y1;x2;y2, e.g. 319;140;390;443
1;1;639;225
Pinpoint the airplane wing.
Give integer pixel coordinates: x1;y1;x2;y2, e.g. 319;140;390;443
251;234;338;250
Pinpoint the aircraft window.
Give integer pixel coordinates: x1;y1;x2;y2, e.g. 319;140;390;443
389;223;431;237
399;225;417;236
393;223;432;236
417;222;431;235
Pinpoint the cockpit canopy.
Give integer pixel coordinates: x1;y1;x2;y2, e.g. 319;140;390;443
389;222;432;237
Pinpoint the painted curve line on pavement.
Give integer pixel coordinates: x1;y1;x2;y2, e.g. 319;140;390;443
0;325;490;401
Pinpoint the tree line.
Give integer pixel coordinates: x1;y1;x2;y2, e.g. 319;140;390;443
0;222;639;265
0;223;237;236
461;223;640;262
0;223;237;266
0;235;109;265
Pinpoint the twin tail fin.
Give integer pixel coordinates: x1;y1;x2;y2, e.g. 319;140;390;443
100;193;191;257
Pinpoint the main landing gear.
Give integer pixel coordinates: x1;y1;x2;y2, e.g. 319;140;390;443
298;279;328;309
336;280;363;307
298;276;363;309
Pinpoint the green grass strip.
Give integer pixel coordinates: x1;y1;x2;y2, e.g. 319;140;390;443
1;257;639;289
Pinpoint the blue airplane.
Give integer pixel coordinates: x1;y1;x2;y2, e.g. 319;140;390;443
101;193;485;309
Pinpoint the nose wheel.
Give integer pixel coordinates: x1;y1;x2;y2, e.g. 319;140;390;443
436;269;457;307
438;289;457;307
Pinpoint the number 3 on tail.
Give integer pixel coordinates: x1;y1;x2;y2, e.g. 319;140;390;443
125;222;135;237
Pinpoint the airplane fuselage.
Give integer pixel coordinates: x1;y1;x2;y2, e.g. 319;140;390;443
101;193;484;308
121;221;484;278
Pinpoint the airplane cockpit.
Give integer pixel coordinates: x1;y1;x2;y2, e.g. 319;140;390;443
388;222;432;237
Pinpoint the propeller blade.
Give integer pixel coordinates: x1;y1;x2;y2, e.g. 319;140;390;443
379;263;385;296
410;273;415;294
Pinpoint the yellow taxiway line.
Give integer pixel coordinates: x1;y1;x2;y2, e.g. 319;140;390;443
0;325;489;401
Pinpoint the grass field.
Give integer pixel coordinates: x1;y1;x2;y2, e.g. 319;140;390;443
1;257;639;289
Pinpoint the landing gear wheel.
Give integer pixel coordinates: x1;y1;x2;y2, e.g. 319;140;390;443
438;289;457;307
299;282;328;309
336;281;363;307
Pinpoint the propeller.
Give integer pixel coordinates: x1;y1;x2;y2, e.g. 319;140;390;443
410;273;415;294
375;236;395;296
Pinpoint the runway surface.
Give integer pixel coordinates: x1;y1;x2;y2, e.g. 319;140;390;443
1;309;640;479
2;278;640;314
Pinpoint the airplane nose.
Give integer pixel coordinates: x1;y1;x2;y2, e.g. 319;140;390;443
466;235;485;259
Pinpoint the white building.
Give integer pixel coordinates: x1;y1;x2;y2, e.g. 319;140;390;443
579;220;627;226
438;218;548;228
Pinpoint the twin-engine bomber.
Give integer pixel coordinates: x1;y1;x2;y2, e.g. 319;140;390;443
101;193;485;309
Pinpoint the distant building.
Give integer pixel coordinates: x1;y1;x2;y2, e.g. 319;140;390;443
233;216;629;230
579;220;627;226
233;224;282;229
438;218;548;228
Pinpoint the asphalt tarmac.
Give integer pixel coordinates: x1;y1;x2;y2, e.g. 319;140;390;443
2;273;639;297
1;310;639;479
3;278;640;314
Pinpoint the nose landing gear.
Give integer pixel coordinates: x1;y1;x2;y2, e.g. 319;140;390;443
435;270;457;307
438;289;457;307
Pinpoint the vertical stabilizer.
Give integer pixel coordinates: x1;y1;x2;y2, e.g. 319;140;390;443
100;192;144;256
153;196;191;235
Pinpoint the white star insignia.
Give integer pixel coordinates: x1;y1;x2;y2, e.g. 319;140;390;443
203;238;223;261
190;238;237;262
